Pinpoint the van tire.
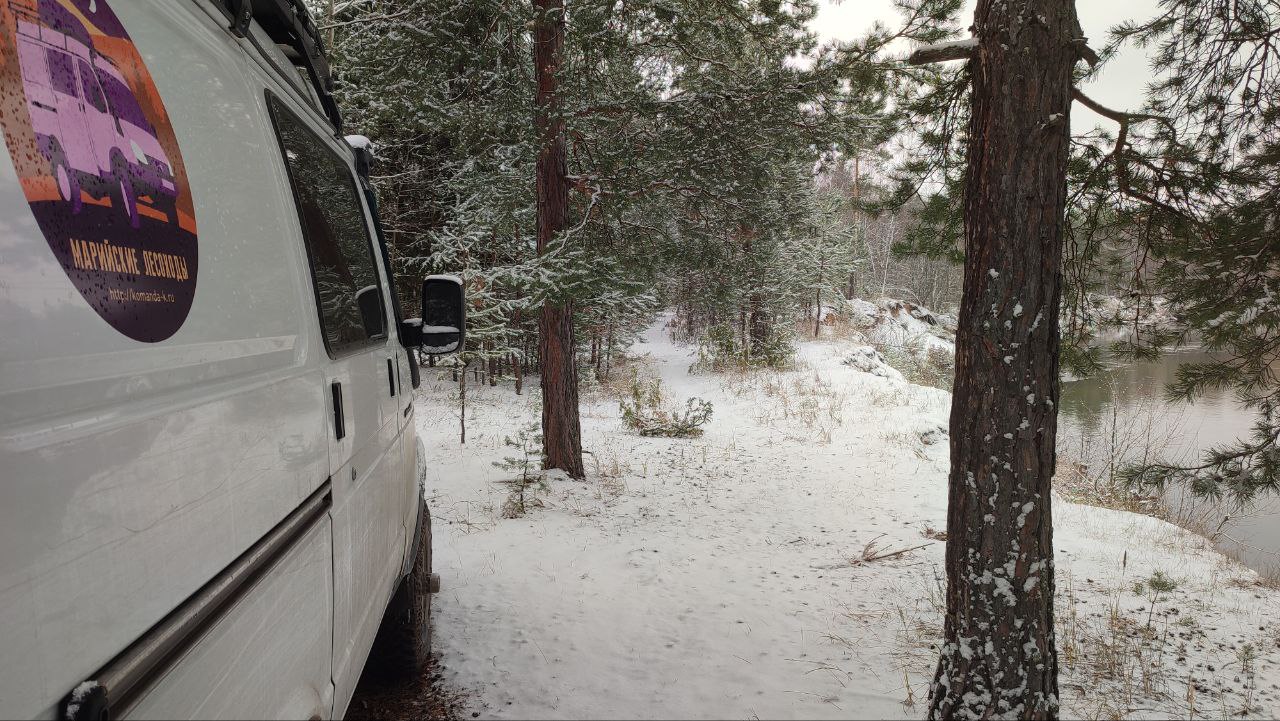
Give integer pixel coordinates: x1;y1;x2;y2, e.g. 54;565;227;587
155;193;181;227
369;501;432;681
50;148;81;213
110;155;140;229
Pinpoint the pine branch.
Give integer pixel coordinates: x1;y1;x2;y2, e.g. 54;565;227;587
1069;88;1188;218
907;35;1098;67
317;9;411;31
907;38;977;66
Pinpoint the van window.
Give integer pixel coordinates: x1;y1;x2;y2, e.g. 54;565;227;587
77;60;107;113
17;41;48;86
99;70;155;133
267;94;387;355
46;50;76;97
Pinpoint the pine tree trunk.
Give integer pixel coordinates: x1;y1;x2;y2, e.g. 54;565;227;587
814;289;821;338
458;359;467;445
513;310;524;396
749;295;768;348
928;1;1074;718
602;323;613;381
533;0;584;479
847;156;861;299
594;328;605;380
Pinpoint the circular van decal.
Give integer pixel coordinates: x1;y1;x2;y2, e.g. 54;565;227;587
0;0;196;342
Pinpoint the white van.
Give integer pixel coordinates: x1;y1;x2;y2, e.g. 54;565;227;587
0;1;464;718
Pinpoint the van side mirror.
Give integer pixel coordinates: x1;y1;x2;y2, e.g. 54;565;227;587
354;285;386;338
412;275;464;355
346;135;375;180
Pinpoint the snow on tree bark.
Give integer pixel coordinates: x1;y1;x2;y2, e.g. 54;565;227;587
928;0;1076;718
533;0;585;479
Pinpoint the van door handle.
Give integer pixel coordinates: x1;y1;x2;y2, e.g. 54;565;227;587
386;358;396;398
331;381;345;440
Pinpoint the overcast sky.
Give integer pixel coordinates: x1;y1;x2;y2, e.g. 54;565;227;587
812;0;1162;129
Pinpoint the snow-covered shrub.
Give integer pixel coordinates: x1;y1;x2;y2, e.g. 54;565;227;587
619;378;713;438
843;345;904;380
694;322;795;372
915;345;955;390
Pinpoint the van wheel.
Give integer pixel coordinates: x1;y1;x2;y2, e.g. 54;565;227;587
155;193;181;227
369;501;433;681
110;157;140;229
50;150;81;213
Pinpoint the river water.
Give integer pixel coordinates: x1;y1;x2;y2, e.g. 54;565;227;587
1059;347;1280;579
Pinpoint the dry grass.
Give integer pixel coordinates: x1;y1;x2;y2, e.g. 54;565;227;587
859;560;1278;720
1055;457;1161;515
719;362;849;444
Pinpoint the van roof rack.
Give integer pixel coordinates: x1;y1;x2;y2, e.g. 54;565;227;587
221;0;342;133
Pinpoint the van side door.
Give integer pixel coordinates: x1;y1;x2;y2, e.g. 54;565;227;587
266;94;408;714
42;49;95;175
73;58;114;176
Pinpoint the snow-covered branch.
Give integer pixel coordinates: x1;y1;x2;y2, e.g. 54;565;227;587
906;37;977;66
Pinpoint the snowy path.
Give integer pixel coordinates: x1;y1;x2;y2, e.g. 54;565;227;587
416;316;1280;720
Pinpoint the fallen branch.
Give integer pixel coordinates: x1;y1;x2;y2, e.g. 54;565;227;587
849;538;934;566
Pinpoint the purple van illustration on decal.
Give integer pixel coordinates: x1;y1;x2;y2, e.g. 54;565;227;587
11;0;177;228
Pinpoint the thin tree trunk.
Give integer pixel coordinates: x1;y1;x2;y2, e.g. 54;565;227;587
458;359;467;445
489;355;498;387
928;1;1074;718
513;308;525;395
814;289;821;338
602;322;613;381
325;0;335;47
533;0;584;478
594;328;604;380
847;156;862;299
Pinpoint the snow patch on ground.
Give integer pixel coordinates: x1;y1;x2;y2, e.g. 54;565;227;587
417;315;1280;720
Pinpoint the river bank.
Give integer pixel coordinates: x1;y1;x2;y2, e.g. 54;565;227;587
1059;346;1280;581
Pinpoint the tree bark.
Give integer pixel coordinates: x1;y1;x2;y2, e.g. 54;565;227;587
533;0;585;478
846;156;861;300
928;1;1075;718
458;359;467;445
813;289;821;338
602;322;613;381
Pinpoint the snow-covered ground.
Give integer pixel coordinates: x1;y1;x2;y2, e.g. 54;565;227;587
417;315;1280;720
